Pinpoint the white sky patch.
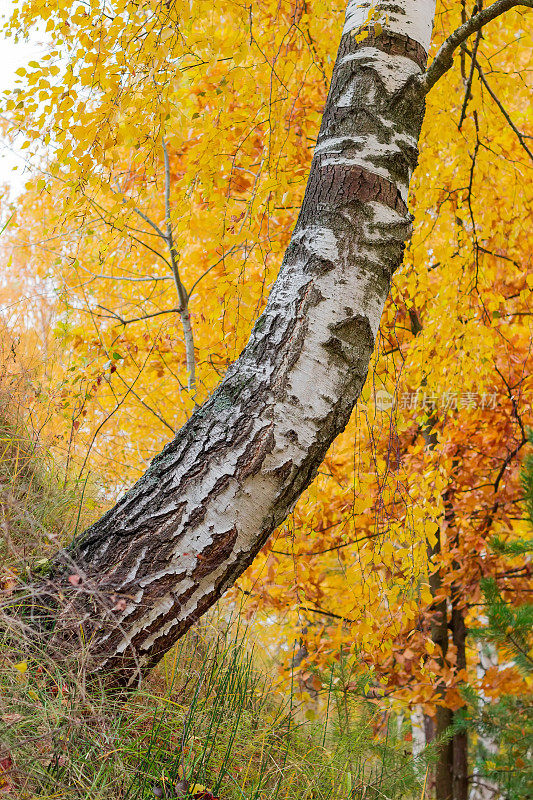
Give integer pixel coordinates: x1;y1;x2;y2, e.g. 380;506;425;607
0;0;49;200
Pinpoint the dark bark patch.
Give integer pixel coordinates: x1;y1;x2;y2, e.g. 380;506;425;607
192;526;238;580
272;459;293;484
235;424;275;482
181;458;210;488
182;499;208;532
337;30;428;71
300;160;407;224
306;255;336;275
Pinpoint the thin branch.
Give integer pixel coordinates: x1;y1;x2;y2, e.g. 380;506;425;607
114;377;175;433
81;195;172;267
161;139;188;310
77;338;158;478
109;178;168;241
76;264;173;283
162;137;196;398
419;0;533;94
299;605;356;624
187;244;244;298
130;199;168;241
269;530;385;557
95;305;180;326
458;23;482;130
467;52;533;161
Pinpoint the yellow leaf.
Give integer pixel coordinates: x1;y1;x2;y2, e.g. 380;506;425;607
13;661;28;674
420;584;433;605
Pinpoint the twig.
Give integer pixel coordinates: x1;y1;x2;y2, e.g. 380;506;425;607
269;530;385;557
466;51;533;161
187;244;244;298
80;195;172;267
76;264;173;283
95;305;180;325
77;338;159;479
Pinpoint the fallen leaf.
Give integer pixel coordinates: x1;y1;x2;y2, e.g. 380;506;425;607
0;755;12;773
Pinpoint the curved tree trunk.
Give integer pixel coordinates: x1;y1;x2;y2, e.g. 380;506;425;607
40;0;437;686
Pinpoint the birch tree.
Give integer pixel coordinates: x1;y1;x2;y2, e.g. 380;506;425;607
9;0;531;697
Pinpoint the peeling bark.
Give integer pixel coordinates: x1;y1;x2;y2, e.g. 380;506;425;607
37;0;438;685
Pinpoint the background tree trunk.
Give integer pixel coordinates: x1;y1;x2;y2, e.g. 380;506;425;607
451;597;468;800
35;0;437;686
428;526;454;800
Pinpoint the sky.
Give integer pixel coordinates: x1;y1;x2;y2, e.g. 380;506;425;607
0;0;48;196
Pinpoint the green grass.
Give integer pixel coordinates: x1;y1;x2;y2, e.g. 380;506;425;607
0;618;425;800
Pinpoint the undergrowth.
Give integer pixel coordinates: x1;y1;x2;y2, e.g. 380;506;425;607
0;328;97;575
0;344;426;800
0;620;425;800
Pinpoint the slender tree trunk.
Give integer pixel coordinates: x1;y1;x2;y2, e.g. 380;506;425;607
428;527;454;800
428;478;469;800
30;0;437;686
447;481;469;800
470;643;499;800
451;568;469;800
451;596;468;800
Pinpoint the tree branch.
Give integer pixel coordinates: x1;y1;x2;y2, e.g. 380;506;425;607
457;24;482;130
77;265;173;283
130;199;168;242
162;137;197;398
81;195;172;267
187;245;244;298
419;0;533;94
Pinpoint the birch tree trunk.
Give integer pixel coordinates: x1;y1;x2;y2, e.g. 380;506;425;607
38;0;438;686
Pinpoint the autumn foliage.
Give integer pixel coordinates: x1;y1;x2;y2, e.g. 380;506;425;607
1;0;532;776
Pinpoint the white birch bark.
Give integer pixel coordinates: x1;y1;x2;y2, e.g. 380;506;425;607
38;0;438;685
411;705;427;773
469;642;501;800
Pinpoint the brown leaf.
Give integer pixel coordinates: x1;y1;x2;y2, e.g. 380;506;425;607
0;756;12;773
